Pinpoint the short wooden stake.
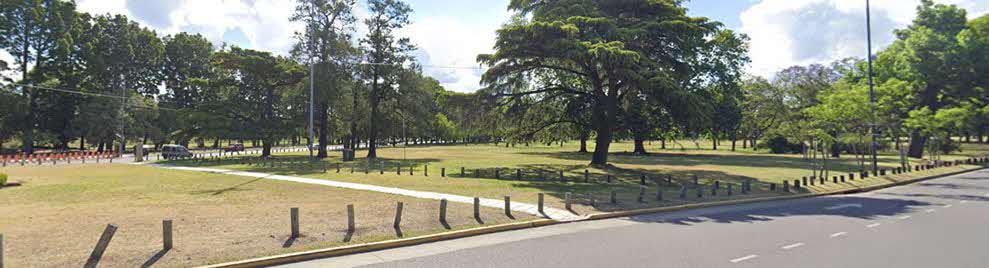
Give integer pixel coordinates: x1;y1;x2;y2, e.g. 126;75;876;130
537;193;545;214
473;197;481;220
347;204;355;233
163;219;173;250
504;196;512;217
565;192;572;210
394;202;404;228
439;199;448;223
83;224;117;268
290;208;300;238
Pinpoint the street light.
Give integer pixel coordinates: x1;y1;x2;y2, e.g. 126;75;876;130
866;0;879;174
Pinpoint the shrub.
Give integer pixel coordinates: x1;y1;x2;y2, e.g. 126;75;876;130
761;135;803;154
0;173;7;187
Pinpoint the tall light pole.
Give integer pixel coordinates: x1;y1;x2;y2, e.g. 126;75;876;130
866;0;879;174
307;3;316;160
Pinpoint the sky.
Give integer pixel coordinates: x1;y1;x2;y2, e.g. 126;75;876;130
59;0;989;92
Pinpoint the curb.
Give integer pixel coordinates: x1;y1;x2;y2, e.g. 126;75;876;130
199;219;557;268
201;165;986;268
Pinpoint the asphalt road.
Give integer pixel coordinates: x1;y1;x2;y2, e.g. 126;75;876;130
280;167;989;268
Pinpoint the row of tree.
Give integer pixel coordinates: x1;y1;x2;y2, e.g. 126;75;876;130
1;0;986;167
0;0;477;156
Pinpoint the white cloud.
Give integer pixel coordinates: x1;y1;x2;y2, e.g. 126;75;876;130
401;16;502;92
740;0;989;78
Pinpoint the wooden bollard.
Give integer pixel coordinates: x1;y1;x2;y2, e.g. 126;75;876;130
442;168;446;177
584;170;589;183
559;171;565;182
783;181;790;192
537;193;545;214
727;183;734;196
347;204;355;233
397;165;401;175
439;199;448;223
608;190;617;204
693;175;699;187
638;186;646;203
516;169;522;180
833;176;838;183
83;224;118;268
840;175;845;182
504;196;512;217
473;197;481;220
803;177;808;186
380;163;384;174
0;233;4;268
290;208;300;238
424;165;428;176
794;179;801;189
394;202;404;228
565;192;572;210
495;169;500;179
656;187;664;201
606;175;612;183
163;219;173;250
461;167;465;177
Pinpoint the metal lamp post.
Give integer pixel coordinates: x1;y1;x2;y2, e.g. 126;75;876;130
866;0;879;175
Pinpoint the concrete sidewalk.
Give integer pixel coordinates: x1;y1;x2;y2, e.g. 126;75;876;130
152;164;586;222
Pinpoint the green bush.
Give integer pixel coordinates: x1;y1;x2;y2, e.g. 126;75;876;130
761;135;803;154
0;173;7;187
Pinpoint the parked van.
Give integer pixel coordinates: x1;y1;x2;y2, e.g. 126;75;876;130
161;145;193;159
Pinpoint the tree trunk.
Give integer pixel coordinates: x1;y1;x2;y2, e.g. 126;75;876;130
711;135;718;150
578;130;589;153
590;91;616;166
907;130;927;158
633;139;647;155
660;137;666;149
742;139;748;149
367;92;379;159
262;139;272;157
79;136;86;150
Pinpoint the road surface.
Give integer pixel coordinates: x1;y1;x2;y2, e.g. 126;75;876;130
279;168;989;268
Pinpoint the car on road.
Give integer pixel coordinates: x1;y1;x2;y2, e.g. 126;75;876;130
161;145;193;159
224;144;245;152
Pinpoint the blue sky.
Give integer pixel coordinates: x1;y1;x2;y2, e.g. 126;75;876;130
69;0;989;92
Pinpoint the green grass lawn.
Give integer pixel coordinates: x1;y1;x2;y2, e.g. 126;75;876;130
0;164;529;268
165;141;989;215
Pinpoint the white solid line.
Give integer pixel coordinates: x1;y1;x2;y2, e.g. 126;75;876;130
899;216;912;220
943;204;953;208
867;223;881;228
830;232;848;238
782;243;805;250
730;255;759;263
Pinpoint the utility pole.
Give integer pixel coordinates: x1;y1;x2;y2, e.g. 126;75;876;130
866;0;879;175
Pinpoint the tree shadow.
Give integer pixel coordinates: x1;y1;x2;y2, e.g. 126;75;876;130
624;196;933;226
915;182;989;190
282;236;297;248
190;178;263;196
875;192;989;202
140;249;169;268
394;226;403;238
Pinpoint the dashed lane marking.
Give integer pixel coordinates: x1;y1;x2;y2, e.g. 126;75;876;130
830;232;848;238
925;209;936;213
781;243;805;250
867;223;881;228
944;204;953;208
898;216;912;220
730;255;759;263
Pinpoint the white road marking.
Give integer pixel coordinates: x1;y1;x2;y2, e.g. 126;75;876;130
925;209;936;213
825;203;863;210
730;255;759;263
830;232;848;238
867;223;881;228
781;243;805;250
960;200;969;204
898;216;912;220
943;204;953;208
984;193;989;197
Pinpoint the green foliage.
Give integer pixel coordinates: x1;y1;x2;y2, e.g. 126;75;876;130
0;172;6;186
759;135;802;154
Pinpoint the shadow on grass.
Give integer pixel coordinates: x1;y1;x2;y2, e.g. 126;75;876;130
625;195;933;226
141;248;170;268
523;151;904;174
190;177;264;196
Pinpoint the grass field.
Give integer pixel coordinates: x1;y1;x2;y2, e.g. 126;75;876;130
0;164;530;268
166;141;989;215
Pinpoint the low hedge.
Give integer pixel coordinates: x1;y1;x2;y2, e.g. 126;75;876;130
0;173;7;187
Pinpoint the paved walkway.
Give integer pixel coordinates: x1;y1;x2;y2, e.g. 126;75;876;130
151;165;586;221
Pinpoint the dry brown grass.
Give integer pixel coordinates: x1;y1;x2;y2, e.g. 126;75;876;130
0;164;530;268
